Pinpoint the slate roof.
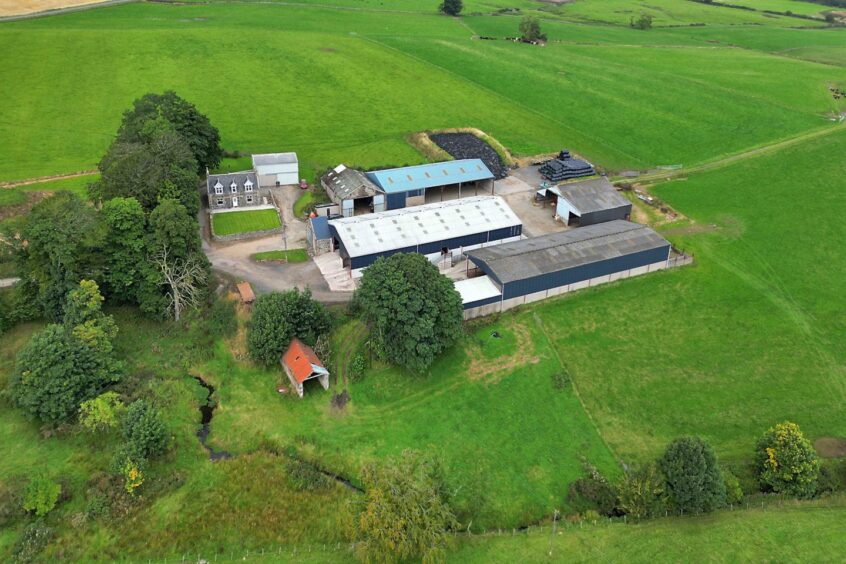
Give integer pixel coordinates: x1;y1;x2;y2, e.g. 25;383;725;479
365;159;494;194
322;164;381;202
466;221;669;284
207;171;258;196
252;152;298;166
551;178;631;215
329;196;521;259
310;216;332;240
281;338;328;384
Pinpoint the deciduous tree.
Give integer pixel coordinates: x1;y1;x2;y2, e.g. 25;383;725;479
354;253;462;373
519;16;546;42
617;463;667;521
247;289;330;366
122;399;168;458
101;197;146;302
79;391;125;433
350;450;456;563
755;421;819;498
439;0;463;16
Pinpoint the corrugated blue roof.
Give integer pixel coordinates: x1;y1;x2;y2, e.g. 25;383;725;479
310;216;331;240
365;159;494;194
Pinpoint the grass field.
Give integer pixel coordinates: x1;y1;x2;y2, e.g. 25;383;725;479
211;209;281;236
0;3;843;183
251;249;309;263
3;0;846;560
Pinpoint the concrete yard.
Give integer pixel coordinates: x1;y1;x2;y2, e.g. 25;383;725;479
496;173;568;237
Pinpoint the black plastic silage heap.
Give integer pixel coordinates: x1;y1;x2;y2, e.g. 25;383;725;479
430;133;508;179
539;150;595;182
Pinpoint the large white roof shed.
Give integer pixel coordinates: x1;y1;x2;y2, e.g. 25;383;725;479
329;196;522;270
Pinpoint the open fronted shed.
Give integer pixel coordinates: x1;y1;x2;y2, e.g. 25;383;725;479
548;178;632;226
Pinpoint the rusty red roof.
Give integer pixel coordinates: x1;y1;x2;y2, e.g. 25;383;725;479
281;338;326;384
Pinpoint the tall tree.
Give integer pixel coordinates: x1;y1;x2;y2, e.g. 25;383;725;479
91;128;200;217
117;91;223;173
659;437;726;514
10;281;122;424
519;16;546;42
439;0;463;16
247;289;331;366
101;197;146;303
350;450;456;563
354;253;462;373
755;421;820;498
17;192;105;321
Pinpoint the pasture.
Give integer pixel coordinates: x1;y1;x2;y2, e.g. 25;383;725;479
2;0;846;560
211;209;281;236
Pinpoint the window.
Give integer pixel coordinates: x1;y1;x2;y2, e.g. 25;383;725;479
245;180;254;192
214;181;223;195
246;195;254;204
230;181;238;194
216;198;224;206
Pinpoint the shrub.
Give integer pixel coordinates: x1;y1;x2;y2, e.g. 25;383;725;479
818;460;845;494
208;296;237;338
617;463;667;520
79;391;125;433
122;400;168;458
582;509;600;522
567;464;617;516
754;421;819;498
722;468;744;505
552;371;570;391
0;479;25;527
659;437;726;514
22;475;61;517
348;353;367;383
12;522;52;564
247;289;330;366
351;450;457;563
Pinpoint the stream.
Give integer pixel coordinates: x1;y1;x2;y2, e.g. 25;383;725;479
193;376;233;461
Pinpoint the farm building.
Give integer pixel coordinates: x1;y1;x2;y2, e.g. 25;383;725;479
329;196;522;275
307;215;334;255
364;159;495;210
253;152;299;187
321;164;384;216
207;171;265;209
462;221;672;319
281;338;330;398
546;178;632;226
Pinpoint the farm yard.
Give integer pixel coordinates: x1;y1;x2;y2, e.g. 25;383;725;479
1;0;846;561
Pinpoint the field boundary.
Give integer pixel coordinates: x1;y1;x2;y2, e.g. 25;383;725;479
0;169;97;188
0;0;133;21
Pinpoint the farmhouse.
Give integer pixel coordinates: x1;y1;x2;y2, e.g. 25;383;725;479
253;152;299;187
364;159;495;210
329;195;522;275
321;164;384;216
281;338;330;398
461;220;672;319
207;171;264;209
547;178;632;226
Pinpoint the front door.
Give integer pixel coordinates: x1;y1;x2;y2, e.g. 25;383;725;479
232;197;239;208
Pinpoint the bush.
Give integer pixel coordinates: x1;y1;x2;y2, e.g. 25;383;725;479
208;297;237;338
754;421;819;498
567;464;617;516
22;475;62;518
79;391;125;433
348;353;367;383
552;371;570;391
617;463;667;521
122;400;168;458
247;289;331;366
12;522;52;564
722;468;744;505
0;479;25;527
818;460;845;494
659;436;726;514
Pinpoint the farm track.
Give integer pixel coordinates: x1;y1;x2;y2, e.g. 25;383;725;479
0;169;97;189
632;121;846;183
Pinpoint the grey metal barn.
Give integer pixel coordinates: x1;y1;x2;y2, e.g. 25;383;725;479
462;221;671;318
549;178;632;226
328;196;522;273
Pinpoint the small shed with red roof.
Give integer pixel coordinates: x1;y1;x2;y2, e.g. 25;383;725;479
236;281;256;304
281;338;330;398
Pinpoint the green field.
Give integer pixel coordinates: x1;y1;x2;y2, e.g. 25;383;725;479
3;0;846;560
251;249;309;263
211;209;281;236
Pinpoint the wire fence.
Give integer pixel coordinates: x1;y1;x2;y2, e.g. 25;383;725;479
131;494;813;563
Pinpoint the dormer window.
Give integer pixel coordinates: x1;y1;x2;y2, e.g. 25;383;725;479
230;181;238;194
245;179;254;192
214;181;223;195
